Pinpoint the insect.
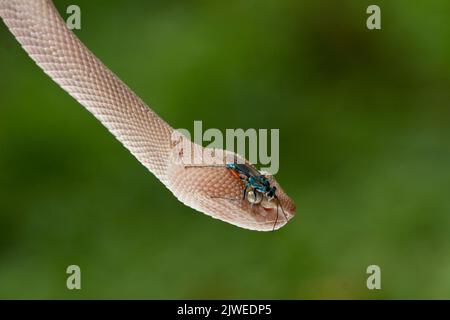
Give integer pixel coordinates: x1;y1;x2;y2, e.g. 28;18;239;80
226;163;276;202
225;163;287;230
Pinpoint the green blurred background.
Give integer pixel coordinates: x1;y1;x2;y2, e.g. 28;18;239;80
1;0;450;299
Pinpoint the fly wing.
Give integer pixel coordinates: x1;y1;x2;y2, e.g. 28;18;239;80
234;163;261;178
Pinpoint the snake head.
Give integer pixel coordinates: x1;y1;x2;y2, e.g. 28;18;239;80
168;144;296;231
257;175;296;230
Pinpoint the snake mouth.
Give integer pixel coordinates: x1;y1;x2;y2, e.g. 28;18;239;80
258;197;295;230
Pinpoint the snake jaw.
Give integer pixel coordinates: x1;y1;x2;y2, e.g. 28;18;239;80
259;186;296;230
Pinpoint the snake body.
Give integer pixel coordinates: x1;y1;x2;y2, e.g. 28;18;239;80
0;0;295;231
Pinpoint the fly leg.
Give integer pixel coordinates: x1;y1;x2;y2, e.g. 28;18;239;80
242;185;248;200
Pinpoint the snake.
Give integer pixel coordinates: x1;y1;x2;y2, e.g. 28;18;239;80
0;0;296;231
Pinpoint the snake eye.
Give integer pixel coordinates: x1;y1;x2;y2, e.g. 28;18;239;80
247;190;262;204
